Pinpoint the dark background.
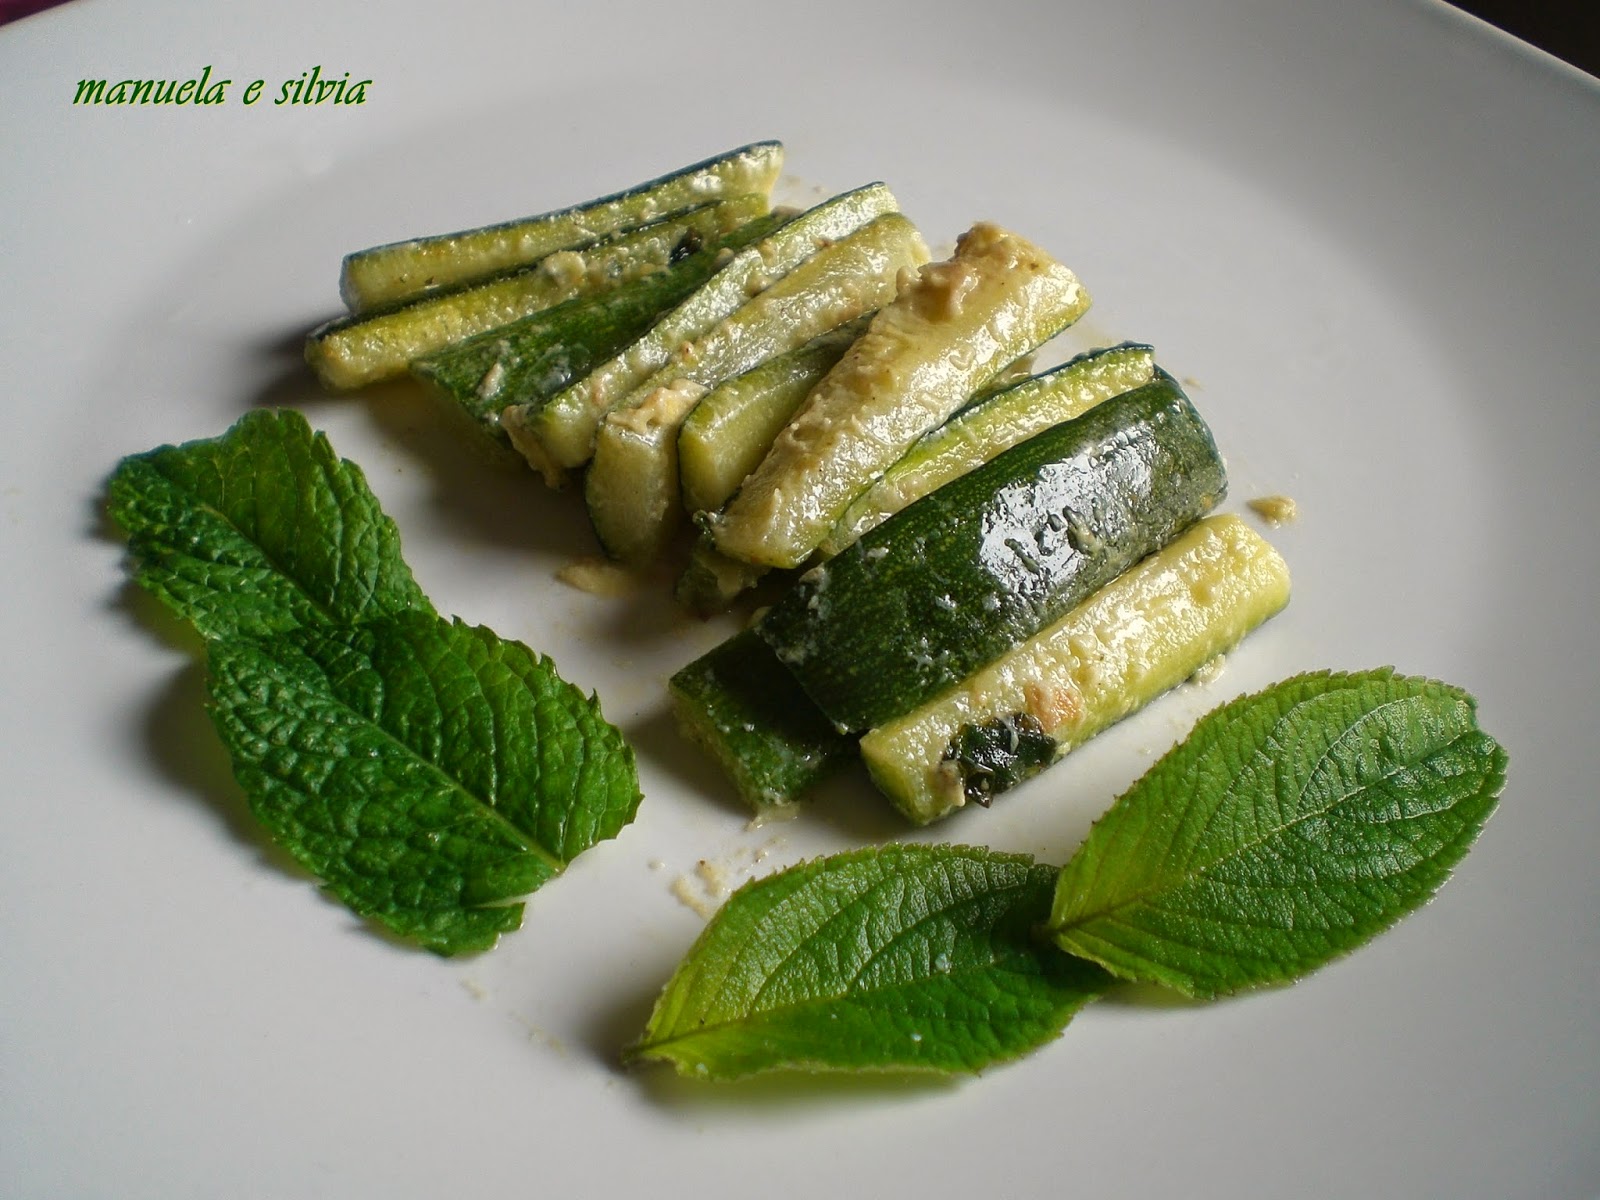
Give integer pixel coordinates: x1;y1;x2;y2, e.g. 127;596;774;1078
1451;0;1599;75
2;0;1598;74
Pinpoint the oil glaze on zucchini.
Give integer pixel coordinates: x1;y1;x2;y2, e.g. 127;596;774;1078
757;372;1227;733
307;196;768;391
410;211;786;446
706;223;1091;570
817;342;1158;558
340;141;784;312
584;213;925;565
859;514;1291;824
504;183;906;484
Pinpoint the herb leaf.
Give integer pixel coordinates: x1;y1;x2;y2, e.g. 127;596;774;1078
206;611;642;956
1046;669;1506;997
628;844;1110;1078
111;411;642;954
108;409;431;639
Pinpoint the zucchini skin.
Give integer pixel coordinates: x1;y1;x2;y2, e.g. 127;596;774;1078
818;342;1158;558
706;223;1090;570
507;183;903;480
582;380;703;565
860;514;1291;824
584;213;926;565
410;212;786;459
678;315;871;517
308;197;768;391
757;373;1227;733
668;629;855;810
340;140;784;311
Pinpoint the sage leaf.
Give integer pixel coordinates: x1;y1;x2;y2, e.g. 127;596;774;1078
207;612;642;955
1046;669;1507;998
629;844;1110;1079
108;409;432;639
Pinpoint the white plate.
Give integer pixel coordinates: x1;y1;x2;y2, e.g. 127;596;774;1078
4;1;1597;1196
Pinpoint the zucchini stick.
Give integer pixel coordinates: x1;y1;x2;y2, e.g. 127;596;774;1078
669;629;855;811
504;183;905;482
340;140;783;311
706;223;1090;570
308;196;767;391
584;214;925;565
678;316;870;517
817;342;1157;558
757;373;1228;733
860;514;1291;824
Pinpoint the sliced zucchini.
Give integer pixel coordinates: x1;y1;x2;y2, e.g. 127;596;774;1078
860;514;1291;824
674;318;872;614
584;214;926;565
706;223;1091;570
756;373;1227;733
675;324;1026;613
668;629;855;811
582;381;704;565
340;140;784;311
817;342;1157;558
503;183;905;482
307;196;768;391
678;316;869;517
410;210;787;461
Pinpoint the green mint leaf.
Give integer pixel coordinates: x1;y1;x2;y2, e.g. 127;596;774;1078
206;612;642;955
107;409;432;639
628;844;1111;1079
1046;669;1507;998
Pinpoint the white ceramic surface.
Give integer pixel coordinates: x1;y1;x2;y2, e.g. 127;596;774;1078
3;1;1597;1196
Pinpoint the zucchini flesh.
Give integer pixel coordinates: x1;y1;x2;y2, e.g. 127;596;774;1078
584;214;926;564
817;342;1157;557
674;326;1023;613
307;196;768;391
582;381;703;565
860;514;1291;824
706;223;1091;570
756;373;1227;733
678;316;870;517
340;140;784;311
505;183;904;481
410;211;787;462
668;629;855;810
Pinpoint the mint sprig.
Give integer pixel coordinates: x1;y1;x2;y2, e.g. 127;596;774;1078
209;614;639;955
110;411;641;955
1045;669;1506;997
627;844;1110;1079
633;670;1505;1077
108;409;432;639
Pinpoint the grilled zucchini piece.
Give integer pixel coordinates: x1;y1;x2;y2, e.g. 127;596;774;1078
678;316;870;517
756;373;1227;733
860;515;1291;824
410;210;786;456
584;214;926;564
706;223;1090;570
503;184;904;484
308;196;767;391
668;629;855;811
340;140;784;311
817;342;1157;557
